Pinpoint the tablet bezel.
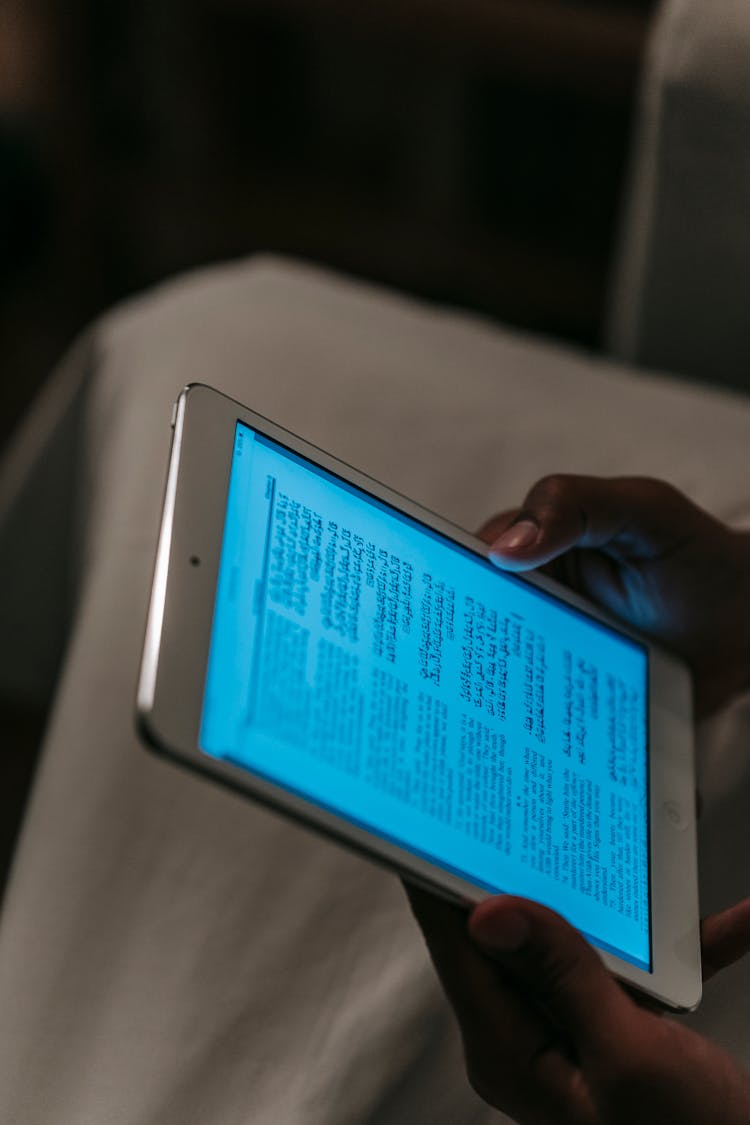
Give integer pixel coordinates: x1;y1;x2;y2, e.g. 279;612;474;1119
137;383;701;1011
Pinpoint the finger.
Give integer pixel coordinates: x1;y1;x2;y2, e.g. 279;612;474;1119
476;509;521;546
406;884;545;1043
701;897;750;981
477;508;574;588
406;886;594;1122
469;896;639;1060
485;474;719;573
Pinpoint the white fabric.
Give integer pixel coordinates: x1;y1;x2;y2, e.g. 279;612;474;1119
1;257;750;1122
608;0;750;388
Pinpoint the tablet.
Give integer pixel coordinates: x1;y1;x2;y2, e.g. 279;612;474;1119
137;383;701;1010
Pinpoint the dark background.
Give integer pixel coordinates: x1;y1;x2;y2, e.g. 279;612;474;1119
0;0;655;894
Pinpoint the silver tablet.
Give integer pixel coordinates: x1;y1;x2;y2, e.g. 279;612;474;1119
137;383;701;1011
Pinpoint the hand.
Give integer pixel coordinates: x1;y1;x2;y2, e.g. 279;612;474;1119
408;888;750;1125
479;475;750;716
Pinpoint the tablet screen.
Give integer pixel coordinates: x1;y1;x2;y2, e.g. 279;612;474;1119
201;421;651;971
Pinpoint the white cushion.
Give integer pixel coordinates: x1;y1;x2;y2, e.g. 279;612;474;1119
1;257;750;1122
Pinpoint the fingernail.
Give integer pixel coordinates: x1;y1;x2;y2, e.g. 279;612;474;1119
490;519;539;555
472;908;530;954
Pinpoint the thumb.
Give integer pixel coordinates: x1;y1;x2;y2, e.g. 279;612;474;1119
486;474;720;573
469;897;638;1057
701;897;750;981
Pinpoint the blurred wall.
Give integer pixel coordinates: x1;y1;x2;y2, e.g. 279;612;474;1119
0;0;654;452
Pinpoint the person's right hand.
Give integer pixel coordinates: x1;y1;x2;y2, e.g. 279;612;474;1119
479;475;750;716
407;887;750;1125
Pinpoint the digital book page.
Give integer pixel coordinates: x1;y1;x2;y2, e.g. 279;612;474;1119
201;423;650;969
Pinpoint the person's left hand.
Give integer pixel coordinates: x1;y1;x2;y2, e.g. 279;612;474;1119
407;888;750;1124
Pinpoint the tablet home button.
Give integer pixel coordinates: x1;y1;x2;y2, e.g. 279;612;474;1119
663;800;686;830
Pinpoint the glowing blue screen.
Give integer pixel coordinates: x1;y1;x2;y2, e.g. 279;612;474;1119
201;422;651;970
